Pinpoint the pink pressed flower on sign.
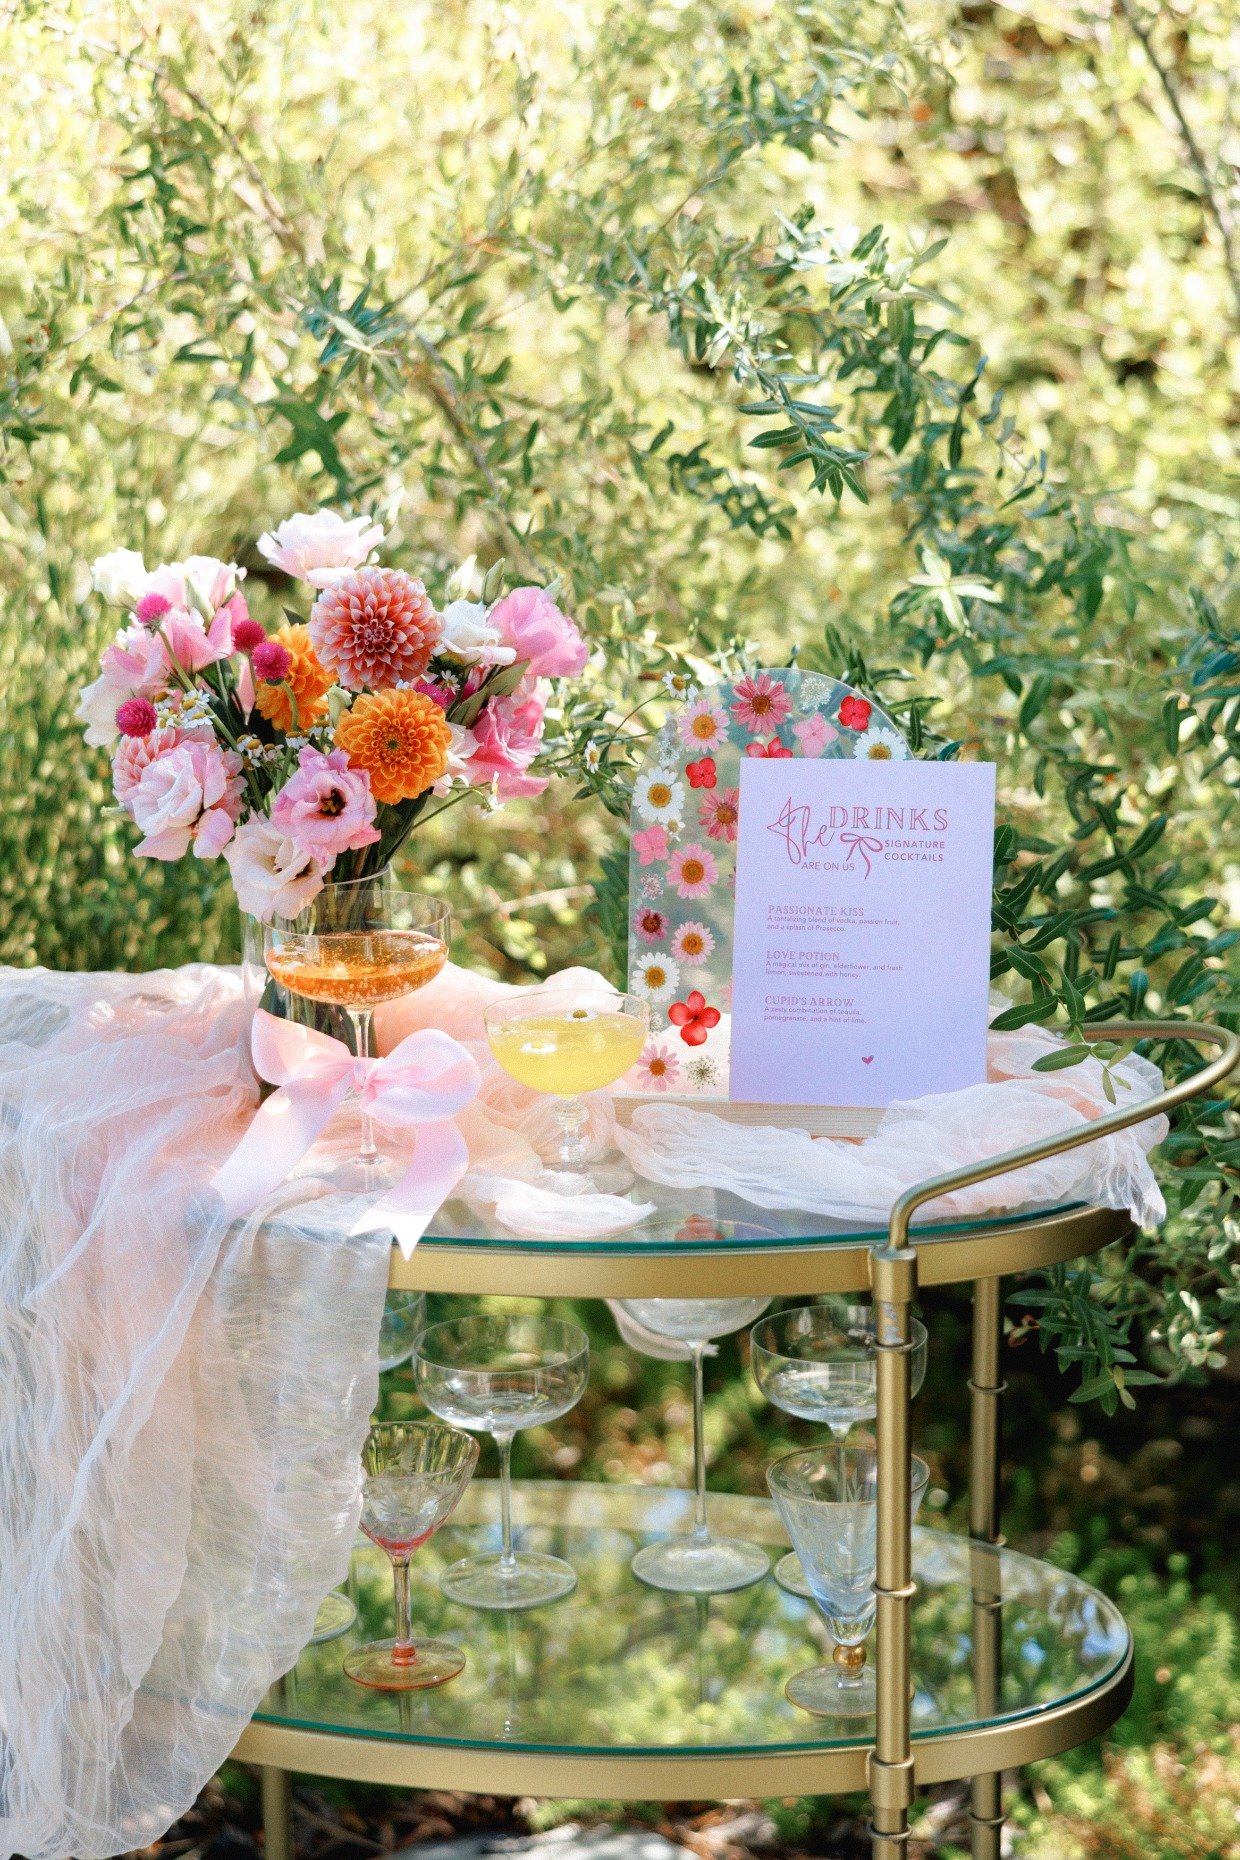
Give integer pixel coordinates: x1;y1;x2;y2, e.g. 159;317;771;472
270;746;381;867
698;787;740;843
677;695;729;752
489;586;589;679
632;1040;681;1092
632;905;668;945
794;712;838;756
731;672;792;735
633;825;669;867
667;843;718;900
464;695;549;800
130;739;244;861
671;920;715;966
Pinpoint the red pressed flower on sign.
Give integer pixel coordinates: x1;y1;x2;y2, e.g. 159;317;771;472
744;736;793;759
838;695;872;732
667;990;721;1047
685;755;717;789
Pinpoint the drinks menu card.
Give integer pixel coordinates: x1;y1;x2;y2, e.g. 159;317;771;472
730;758;996;1108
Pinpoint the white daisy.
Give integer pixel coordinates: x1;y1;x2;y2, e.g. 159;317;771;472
853;725;909;762
632;953;681;1003
633;767;685;824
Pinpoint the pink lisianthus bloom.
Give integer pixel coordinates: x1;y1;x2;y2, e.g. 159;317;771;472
464;694;549;799
129;738;244;861
224;817;327;923
270;746;381;866
257;509;386;588
488;586;589;679
632;825;669;866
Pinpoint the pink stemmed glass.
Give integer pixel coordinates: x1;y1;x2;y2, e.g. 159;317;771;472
343;1419;479;1691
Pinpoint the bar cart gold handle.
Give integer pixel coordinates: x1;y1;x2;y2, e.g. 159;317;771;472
867;1019;1240;1860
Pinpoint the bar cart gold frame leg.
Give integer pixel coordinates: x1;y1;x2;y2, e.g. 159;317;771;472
968;1277;1006;1860
260;1764;293;1860
870;1241;919;1858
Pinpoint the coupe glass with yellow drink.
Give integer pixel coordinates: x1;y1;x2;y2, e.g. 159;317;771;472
483;987;648;1193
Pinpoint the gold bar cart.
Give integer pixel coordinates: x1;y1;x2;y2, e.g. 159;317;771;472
234;1020;1238;1860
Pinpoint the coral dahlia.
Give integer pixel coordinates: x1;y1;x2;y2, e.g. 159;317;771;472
309;567;440;692
254;624;334;733
335;688;452;804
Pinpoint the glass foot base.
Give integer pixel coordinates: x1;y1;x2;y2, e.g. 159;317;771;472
309;1590;358;1643
785;1662;876;1717
539;1159;635;1197
631;1534;769;1595
773;1550;811;1599
440;1550;578;1612
312;1153;404;1195
343;1636;465;1691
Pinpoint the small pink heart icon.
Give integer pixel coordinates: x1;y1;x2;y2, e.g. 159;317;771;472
861;1056;874;1064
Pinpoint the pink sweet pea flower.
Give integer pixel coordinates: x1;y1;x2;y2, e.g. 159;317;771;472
270;746;381;867
464;694;550;799
488;586;589;679
633;825;669;866
100;623;168;695
161;601;235;672
130;738;244;861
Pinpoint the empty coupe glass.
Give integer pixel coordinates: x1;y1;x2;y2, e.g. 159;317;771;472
618;1298;772;1594
415;1314;590;1610
751;1302;928;1598
343;1419;479;1691
767;1443;930;1716
378;1290;427;1373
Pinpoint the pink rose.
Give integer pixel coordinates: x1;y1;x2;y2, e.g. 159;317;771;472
256;510;386;588
270;746;381;866
130;739;244;861
464;694;549;799
633;825;669;866
113;725;190;811
488;586;588;679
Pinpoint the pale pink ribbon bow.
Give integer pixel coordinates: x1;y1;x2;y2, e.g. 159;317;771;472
212;1010;482;1257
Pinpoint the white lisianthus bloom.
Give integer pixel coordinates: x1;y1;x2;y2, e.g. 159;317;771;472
75;675;125;747
432;722;480;796
90;549;149;607
224;817;326;922
437;599;517;667
256;510;386;588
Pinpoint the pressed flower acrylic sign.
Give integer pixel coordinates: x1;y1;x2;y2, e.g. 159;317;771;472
78;512;589;923
625;668;909;1103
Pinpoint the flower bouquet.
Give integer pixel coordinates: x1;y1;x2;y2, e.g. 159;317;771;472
78;509;589;1030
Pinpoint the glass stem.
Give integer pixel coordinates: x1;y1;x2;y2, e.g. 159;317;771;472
346;1008;378;1166
391;1555;416;1666
554;1094;589;1172
496;1431;517;1572
690;1341;711;1543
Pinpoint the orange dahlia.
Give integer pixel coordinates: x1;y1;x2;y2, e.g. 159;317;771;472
309;567;440;692
335;688;452;804
253;624;334;733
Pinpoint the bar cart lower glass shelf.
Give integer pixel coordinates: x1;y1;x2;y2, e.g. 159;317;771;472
236;1480;1132;1795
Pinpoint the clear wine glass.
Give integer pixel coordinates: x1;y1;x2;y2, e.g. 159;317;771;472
264;872;451;1192
767;1443;931;1716
343;1419;479;1691
618;1298;772;1594
483;987;648;1193
751;1302;928;1599
414;1313;589;1610
378;1290;427;1373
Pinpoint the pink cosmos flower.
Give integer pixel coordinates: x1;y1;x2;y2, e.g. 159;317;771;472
488;586;589;679
632;1040;681;1093
745;735;793;759
677;695;729;752
632;905;669;945
667;843;718;900
671;920;715;965
270;746;381;867
464;694;549;799
794;712;838;756
257;509;387;589
130;738;244;860
698;788;740;843
731;672;792;735
633;825;669;866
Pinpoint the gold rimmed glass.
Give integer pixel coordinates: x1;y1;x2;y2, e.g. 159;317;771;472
264;871;450;1191
483;987;647;1193
343;1419;479;1691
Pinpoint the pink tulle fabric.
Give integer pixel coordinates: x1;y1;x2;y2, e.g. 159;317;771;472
0;959;1166;1859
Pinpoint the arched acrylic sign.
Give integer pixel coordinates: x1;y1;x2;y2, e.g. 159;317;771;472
624;668;908;1110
